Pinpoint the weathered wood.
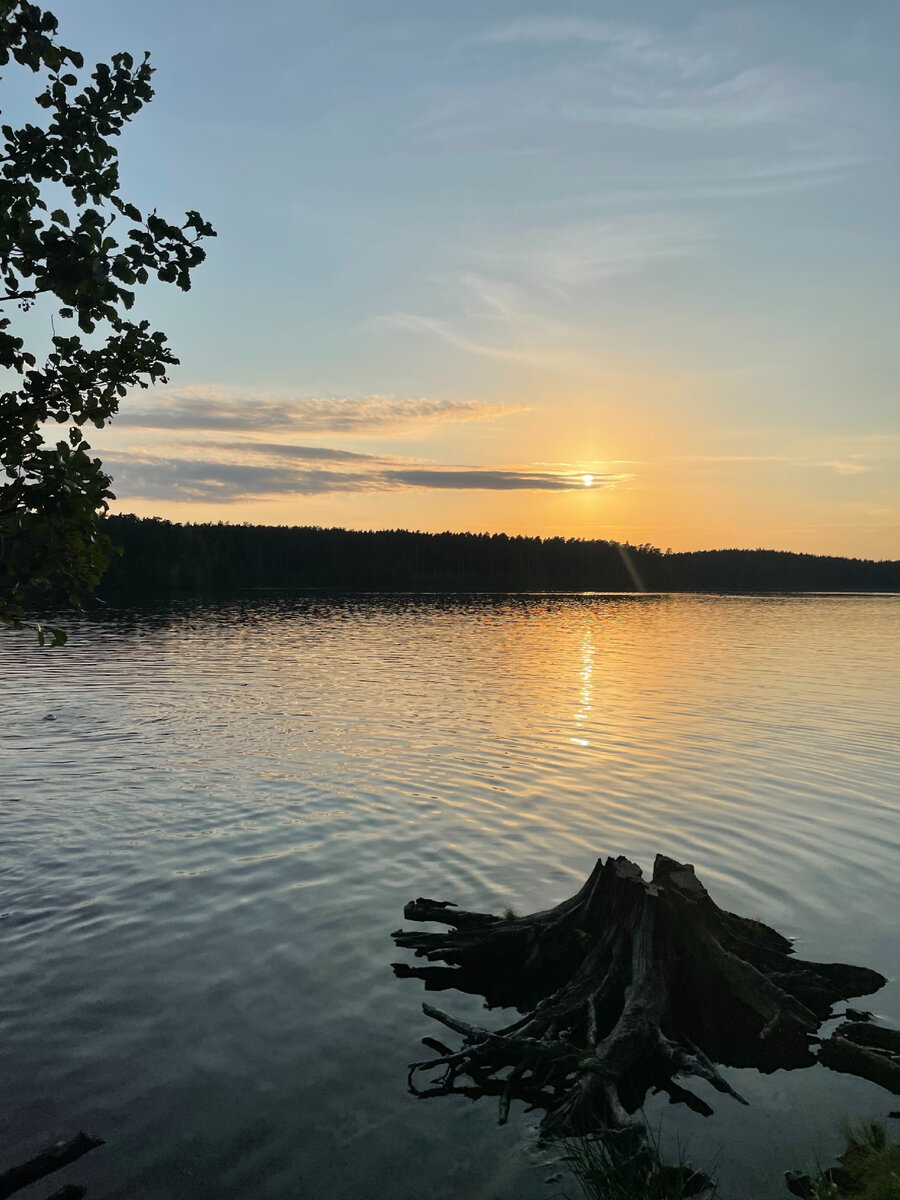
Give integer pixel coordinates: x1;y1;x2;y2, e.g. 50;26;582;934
393;854;890;1137
0;1132;102;1199
818;1032;900;1095
828;1020;900;1055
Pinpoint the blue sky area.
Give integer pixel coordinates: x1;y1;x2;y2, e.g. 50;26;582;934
20;1;900;553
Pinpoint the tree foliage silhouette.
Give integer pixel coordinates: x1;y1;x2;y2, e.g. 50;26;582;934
95;516;900;597
0;1;214;641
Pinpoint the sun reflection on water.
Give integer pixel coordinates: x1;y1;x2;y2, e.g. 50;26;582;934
571;626;595;746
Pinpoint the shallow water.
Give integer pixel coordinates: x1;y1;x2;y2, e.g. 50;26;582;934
1;594;898;1199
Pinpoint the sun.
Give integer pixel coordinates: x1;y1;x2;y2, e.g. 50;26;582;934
582;474;594;487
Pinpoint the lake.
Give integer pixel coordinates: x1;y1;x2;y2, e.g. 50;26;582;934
1;594;898;1199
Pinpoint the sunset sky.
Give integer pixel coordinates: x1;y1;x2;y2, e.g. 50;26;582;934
69;0;899;555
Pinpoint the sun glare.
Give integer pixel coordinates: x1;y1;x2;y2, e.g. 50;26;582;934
582;474;594;487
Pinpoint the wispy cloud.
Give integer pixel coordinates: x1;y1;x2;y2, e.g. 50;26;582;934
819;460;874;476
379;213;701;363
524;155;869;212
379;310;561;366
472;17;695;51
375;13;879;372
104;451;625;503
410;14;872;217
205;441;386;464
469;214;708;293
378;468;604;491
378;313;537;364
379;214;699;365
115;387;526;434
99;389;629;505
669;454;877;475
453;15;867;136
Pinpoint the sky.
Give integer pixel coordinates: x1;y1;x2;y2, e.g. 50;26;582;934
37;1;900;553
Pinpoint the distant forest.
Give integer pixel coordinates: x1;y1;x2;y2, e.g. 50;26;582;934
93;515;900;597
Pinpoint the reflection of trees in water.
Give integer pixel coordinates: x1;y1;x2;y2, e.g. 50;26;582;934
393;855;900;1182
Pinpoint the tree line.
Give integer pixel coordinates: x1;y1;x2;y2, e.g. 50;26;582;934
92;515;900;598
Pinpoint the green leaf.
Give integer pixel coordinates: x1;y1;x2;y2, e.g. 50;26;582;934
0;4;214;638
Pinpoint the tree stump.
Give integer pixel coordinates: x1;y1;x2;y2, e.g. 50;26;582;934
392;855;889;1136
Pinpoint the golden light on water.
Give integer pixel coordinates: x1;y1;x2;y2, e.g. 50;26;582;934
582;474;594;487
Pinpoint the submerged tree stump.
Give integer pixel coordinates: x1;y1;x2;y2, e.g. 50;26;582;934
392;855;890;1136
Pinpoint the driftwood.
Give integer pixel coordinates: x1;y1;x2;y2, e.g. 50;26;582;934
0;1132;102;1200
819;1020;900;1095
392;855;891;1136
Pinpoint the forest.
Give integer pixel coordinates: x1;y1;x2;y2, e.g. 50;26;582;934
93;514;900;598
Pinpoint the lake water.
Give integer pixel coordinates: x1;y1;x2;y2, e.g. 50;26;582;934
1;594;898;1199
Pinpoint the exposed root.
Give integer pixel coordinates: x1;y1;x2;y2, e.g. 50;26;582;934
393;854;889;1136
819;1021;900;1095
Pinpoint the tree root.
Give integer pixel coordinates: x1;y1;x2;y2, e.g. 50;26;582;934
819;1021;900;1095
392;854;889;1136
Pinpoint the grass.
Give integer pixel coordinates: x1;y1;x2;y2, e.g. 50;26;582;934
562;1118;898;1200
563;1122;714;1200
805;1122;900;1200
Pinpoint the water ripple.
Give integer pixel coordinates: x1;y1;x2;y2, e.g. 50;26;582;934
1;594;898;1199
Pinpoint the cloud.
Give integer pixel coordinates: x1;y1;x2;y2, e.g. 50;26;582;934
115;387;526;433
382;228;680;365
378;214;701;364
524;155;867;212
454;16;865;135
473;17;688;51
206;441;385;464
408;15;871;220
379;311;558;365
103;451;624;503
469;215;707;293
379;15;875;369
669;454;877;475
379;468;601;491
820;460;874;476
104;457;337;501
